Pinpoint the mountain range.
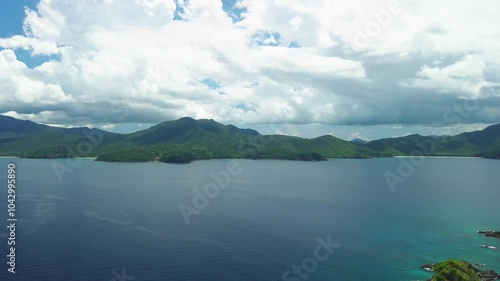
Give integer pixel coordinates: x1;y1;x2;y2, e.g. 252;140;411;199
0;115;499;163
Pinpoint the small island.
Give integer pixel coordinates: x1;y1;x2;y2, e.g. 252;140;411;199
422;260;499;281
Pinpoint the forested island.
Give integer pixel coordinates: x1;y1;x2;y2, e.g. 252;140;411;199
1;115;500;163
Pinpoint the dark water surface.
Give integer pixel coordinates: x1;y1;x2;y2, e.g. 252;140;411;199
0;158;498;281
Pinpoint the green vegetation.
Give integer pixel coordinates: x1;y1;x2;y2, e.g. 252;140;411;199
158;152;195;164
1;115;500;163
355;124;500;159
431;260;481;281
478;143;500;159
96;147;159;162
0;115;121;157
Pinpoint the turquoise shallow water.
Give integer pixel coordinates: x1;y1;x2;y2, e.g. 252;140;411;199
0;158;498;280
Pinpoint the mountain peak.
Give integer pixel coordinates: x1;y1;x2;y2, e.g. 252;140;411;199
350;138;368;144
127;117;260;145
177;117;196;122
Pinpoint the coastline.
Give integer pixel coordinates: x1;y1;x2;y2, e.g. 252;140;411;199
393;156;480;159
73;157;97;160
1;155;495;163
0;156;96;160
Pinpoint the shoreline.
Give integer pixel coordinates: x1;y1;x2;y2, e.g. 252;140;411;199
1;155;495;163
393;156;479;159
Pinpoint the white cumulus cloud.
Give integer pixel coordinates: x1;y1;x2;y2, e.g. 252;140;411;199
0;0;499;129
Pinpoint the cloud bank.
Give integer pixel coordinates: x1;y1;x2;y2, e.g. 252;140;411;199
0;0;499;129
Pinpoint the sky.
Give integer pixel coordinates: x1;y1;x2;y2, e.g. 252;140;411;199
0;0;499;140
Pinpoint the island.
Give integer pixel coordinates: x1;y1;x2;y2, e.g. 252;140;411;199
0;115;387;163
421;260;499;281
1;115;500;163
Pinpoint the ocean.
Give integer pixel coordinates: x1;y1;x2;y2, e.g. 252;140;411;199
0;157;498;281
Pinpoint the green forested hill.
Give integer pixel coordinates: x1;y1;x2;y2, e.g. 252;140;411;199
1;115;499;162
0;115;386;162
355;123;500;158
0;115;121;157
94;118;388;162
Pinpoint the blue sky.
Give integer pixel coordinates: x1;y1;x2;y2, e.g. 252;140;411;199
1;0;499;140
0;0;47;68
0;0;36;37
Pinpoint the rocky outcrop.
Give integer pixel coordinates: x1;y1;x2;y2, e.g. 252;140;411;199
479;270;500;281
467;263;500;281
478;230;500;239
420;263;436;272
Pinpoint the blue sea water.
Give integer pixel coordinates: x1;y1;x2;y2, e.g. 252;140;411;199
0;158;498;281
